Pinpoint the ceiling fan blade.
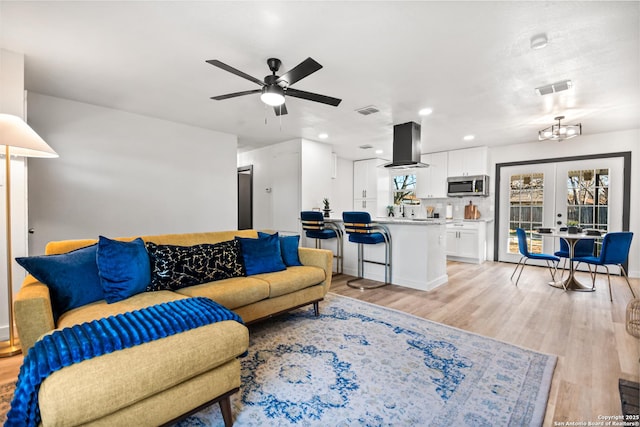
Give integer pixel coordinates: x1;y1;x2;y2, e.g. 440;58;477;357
274;104;288;116
210;89;261;100
285;88;342;107
206;59;265;87
276;57;322;86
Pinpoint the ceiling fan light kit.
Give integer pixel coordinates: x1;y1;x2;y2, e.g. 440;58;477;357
207;57;341;116
261;85;285;106
538;115;582;141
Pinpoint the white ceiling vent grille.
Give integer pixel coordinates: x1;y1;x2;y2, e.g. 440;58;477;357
355;105;380;115
535;79;573;96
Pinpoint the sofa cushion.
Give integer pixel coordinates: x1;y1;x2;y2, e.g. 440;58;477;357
236;232;286;275
175;276;270;310
97;236;151;303
15;245;104;320
146;240;245;291
39;319;248;426
57;290;185;329
254;265;326;298
258;232;303;267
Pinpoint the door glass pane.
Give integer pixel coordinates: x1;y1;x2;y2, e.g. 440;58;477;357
509;173;544;254
566;168;609;254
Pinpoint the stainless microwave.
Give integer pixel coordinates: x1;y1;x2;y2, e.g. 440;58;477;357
447;175;489;197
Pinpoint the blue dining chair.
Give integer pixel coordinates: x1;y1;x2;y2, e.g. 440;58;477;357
554;238;595;280
572;232;636;301
342;211;391;289
300;211;343;274
511;228;560;286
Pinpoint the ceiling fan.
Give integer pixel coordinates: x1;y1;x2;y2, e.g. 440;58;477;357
207;57;342;116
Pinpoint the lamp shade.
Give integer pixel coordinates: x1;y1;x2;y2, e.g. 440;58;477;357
0;114;58;158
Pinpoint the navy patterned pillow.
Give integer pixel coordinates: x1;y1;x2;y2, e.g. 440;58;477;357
145;239;246;291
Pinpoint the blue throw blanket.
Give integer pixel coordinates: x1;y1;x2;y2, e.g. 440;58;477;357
5;297;244;427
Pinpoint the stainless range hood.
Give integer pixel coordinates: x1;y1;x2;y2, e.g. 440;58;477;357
383;121;429;169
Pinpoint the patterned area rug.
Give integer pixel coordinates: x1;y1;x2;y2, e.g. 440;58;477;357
177;293;556;426
0;381;15;424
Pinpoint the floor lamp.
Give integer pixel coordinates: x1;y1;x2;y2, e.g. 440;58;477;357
0;114;58;357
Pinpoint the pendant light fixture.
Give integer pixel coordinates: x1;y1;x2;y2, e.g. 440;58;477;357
538;116;582;141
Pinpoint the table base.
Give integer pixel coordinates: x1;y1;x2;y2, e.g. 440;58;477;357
548;276;595;292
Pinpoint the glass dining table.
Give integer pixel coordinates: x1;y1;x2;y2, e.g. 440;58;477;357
540;230;601;291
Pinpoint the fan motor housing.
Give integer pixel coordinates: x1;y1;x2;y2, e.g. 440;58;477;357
267;58;281;73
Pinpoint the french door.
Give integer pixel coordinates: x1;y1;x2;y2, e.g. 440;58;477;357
498;157;624;265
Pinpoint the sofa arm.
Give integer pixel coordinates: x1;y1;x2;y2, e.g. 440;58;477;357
14;275;56;353
298;247;333;293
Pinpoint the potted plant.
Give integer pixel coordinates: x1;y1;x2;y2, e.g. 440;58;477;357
322;198;331;218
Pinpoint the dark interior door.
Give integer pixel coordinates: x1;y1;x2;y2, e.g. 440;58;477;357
238;166;253;230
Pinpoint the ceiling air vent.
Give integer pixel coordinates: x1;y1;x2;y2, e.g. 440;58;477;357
355;105;380;115
359;144;374;149
535;79;573;96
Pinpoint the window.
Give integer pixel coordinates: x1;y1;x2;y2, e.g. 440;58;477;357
508;172;544;254
566;168;609;255
392;174;418;205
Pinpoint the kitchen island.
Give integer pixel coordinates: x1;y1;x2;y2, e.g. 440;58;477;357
304;218;448;291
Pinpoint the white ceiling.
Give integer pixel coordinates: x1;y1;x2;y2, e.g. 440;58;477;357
1;1;638;160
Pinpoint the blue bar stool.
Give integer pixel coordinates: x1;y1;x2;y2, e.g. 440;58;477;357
300;211;343;275
342;211;392;289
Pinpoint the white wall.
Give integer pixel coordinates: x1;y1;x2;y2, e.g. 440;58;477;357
238;139;301;233
331;156;354;219
238;138;336;235
301;139;332;212
487;129;640;277
26;93;238;253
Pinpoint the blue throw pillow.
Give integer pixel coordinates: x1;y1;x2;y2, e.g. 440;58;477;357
236;232;286;275
97;236;151;303
258;232;303;267
16;245;104;321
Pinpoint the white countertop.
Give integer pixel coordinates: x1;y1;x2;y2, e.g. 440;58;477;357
326;217;445;225
446;218;494;223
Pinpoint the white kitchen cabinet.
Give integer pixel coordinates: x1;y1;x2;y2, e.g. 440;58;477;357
447;146;488;177
353;158;389;217
416;151;448;198
445;221;486;263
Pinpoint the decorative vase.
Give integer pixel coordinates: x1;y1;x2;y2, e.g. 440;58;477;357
323;209;331;218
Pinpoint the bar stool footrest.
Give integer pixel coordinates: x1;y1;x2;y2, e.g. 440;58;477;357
346;277;389;290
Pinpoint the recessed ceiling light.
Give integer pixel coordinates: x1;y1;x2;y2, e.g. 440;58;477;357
530;33;548;50
463;135;475;141
318;133;328;139
419;108;433;116
375;149;383;155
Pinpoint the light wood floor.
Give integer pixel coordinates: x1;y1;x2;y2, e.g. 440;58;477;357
1;260;638;426
331;261;640;426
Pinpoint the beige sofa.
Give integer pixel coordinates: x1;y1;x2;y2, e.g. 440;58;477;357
14;230;333;426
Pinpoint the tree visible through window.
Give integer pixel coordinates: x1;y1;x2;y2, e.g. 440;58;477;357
392;174;418;205
508;173;544;254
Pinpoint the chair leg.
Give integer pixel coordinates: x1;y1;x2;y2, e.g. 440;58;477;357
618;264;636;300
510;257;523;281
604;265;613;302
546;260;557;282
586;264;596;290
336;232;344;275
511;257;528;286
558;258;567;281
